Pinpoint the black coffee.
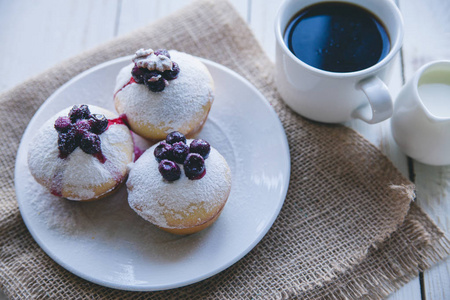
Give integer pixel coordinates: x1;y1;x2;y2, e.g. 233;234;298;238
284;2;390;73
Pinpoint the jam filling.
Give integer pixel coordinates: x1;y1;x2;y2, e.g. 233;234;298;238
107;114;129;128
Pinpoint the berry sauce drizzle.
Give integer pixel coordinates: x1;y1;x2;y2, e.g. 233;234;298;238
93;152;106;164
107;114;129;129
108;114;141;162
130;132;144;162
50;165;64;197
113;77;136;99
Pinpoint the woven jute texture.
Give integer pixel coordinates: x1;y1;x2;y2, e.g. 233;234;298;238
1;0;449;299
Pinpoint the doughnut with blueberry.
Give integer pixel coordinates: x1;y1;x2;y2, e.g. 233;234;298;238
127;132;231;235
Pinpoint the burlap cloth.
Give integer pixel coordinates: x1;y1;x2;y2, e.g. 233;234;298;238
0;0;449;299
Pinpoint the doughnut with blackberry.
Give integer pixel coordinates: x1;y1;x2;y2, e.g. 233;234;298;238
28;105;134;201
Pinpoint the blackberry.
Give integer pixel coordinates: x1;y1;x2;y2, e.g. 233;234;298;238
69;104;90;123
58;130;78;157
54;116;72;133
80;132;101;154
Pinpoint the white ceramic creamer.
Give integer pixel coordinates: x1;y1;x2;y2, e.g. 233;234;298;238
391;61;450;166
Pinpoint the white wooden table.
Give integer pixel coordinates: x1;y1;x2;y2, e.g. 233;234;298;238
0;0;448;299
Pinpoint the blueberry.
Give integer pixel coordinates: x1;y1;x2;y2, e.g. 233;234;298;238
143;71;167;92
165;131;186;144
158;159;181;181
58;131;78;157
80;132;101;154
184;153;206;180
131;65;147;84
89;114;108;134
154;49;170;58
189;139;210;158
154;141;173;162
54;116;72;133
172;142;189;164
162;62;180;80
69;104;90;123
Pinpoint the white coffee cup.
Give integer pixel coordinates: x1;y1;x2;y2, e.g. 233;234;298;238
274;0;404;124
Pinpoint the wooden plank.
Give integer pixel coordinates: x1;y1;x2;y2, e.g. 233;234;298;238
117;0;249;35
399;0;450;299
249;0;284;61
415;162;450;300
0;0;119;93
388;279;423;300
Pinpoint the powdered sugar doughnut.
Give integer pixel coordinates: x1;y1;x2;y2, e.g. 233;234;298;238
28;105;134;201
127;138;231;235
114;49;214;141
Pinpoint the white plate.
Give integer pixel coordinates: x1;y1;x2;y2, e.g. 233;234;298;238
15;56;290;291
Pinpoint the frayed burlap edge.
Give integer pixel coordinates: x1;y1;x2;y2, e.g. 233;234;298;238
276;204;450;300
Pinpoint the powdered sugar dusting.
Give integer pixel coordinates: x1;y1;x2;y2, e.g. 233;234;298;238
28;105;133;200
26;175;177;244
127;140;231;228
114;50;214;133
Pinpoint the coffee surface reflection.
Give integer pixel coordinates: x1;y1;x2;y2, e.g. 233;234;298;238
284;2;390;73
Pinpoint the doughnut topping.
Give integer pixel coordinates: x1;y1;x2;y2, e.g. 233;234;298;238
131;48;180;92
189;139;211;158
79;132;101;154
54;116;72;133
54;104;108;160
89;114;108;134
154;141;173;162
57;131;78;157
184;153;206;180
153;132;211;181
69;104;90;122
172;142;189;164
166;131;187;144
158;159;181;182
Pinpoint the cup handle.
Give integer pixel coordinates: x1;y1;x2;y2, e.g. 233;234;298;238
351;76;393;124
